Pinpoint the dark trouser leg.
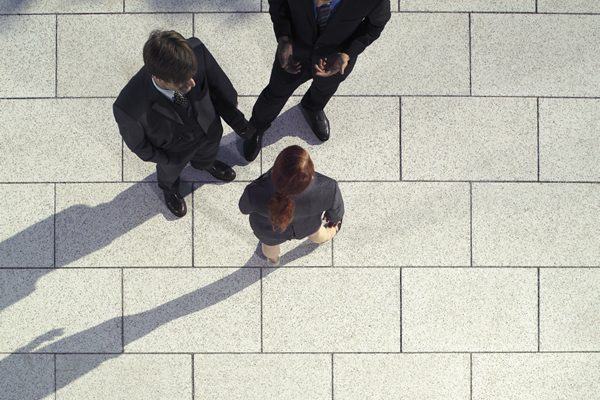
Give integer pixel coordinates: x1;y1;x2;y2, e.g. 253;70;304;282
157;160;187;194
300;57;356;111
251;57;311;130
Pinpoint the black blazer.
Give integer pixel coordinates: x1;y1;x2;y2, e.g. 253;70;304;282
268;0;391;59
113;38;241;165
239;170;344;246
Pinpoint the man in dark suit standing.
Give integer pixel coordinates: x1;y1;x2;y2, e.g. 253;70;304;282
240;0;391;161
114;30;250;217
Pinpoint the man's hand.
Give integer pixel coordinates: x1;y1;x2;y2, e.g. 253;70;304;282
277;36;301;74
314;53;350;77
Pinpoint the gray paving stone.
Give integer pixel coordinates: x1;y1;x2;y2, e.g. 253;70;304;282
539;99;600;181
472;353;600;400
261;96;400;181
0;269;121;353
338;14;470;95
334;182;470;266
56;354;191;400
335;354;470;400
128;0;259;12
261;0;399;12
472;14;600;97
123;268;261;352
0;0;122;13
401;0;534;11
193;182;332;267
402;97;537;181
57;14;192;97
540;269;600;351
0;354;54;400
55;183;192;267
472;183;600;266
0;99;121;182
0;184;54;268
262;268;400;352
195;354;331;400
538;0;600;13
0;15;55;98
403;268;537;352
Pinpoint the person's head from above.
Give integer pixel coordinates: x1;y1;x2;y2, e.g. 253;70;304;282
143;30;197;94
269;145;315;232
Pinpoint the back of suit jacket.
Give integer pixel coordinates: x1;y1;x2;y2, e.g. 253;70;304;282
239;170;344;245
113;37;240;165
268;0;391;59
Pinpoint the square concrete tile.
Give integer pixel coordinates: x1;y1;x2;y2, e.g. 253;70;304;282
401;0;534;11
0;354;54;400
402;97;537;181
0;269;121;353
539;99;600;181
128;0;259;11
262;268;400;352
334;182;470;266
56;354;191;400
472;14;600;96
0;99;121;182
472;183;600;266
0;184;54;268
335;354;470;400
193;182;332;267
194;13;281;96
540;269;600;351
260;97;400;181
123;268;261;352
55;183;192;267
403;268;538;352
472;353;600;400
261;0;399;12
57;14;192;97
338;14;470;95
0;15;55;97
195;354;331;400
0;0;122;13
538;0;600;13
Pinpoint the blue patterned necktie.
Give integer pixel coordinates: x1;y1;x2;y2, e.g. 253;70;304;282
173;90;189;107
316;2;331;35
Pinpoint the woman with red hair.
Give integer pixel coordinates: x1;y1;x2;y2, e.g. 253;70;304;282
239;145;344;266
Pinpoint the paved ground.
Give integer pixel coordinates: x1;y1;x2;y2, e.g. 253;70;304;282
1;0;599;399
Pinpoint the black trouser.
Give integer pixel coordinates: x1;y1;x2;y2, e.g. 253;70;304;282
250;53;356;131
157;129;222;194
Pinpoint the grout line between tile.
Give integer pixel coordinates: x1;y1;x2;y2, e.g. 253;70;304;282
54;354;57;400
470;182;473;266
121;139;124;182
535;0;538;13
331;353;335;400
399;96;402;181
54;14;58;98
121;268;125;352
192;13;195;36
3;265;600;270
192;186;195;267
4;350;600;355
122;0;125;13
470;353;473;400
399;267;403;352
537;267;541;352
537;98;540;181
191;354;195;400
53;183;57;268
468;13;472;96
1;10;600;15
260;267;264;353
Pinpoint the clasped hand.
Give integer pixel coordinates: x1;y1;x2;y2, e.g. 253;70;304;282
314;53;350;77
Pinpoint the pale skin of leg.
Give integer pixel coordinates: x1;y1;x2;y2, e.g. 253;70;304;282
261;225;338;263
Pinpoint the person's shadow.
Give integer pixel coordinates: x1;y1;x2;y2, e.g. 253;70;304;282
0;239;320;400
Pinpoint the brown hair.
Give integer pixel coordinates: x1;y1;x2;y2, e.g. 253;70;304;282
143;30;197;83
269;145;315;232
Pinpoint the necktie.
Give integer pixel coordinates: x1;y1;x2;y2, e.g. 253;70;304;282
173;91;189;107
316;2;331;35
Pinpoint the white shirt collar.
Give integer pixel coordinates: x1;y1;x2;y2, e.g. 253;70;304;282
151;77;175;102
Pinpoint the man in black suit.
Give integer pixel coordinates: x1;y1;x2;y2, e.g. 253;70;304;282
114;30;250;217
240;0;391;161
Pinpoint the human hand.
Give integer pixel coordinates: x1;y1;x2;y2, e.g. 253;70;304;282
314;53;350;77
277;36;301;74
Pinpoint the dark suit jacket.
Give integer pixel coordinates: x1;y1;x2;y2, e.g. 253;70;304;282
113;37;241;165
239;170;344;245
268;0;391;59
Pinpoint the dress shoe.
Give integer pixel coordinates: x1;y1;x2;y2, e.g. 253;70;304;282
243;129;264;162
163;191;187;218
300;104;330;142
205;160;236;182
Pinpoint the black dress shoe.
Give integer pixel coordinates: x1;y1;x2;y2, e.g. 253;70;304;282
243;129;264;162
163;191;187;218
300;104;330;142
205;160;236;182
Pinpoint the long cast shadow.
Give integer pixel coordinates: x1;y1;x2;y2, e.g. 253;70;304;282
0;240;319;400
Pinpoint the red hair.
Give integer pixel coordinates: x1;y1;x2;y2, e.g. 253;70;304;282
269;145;315;231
